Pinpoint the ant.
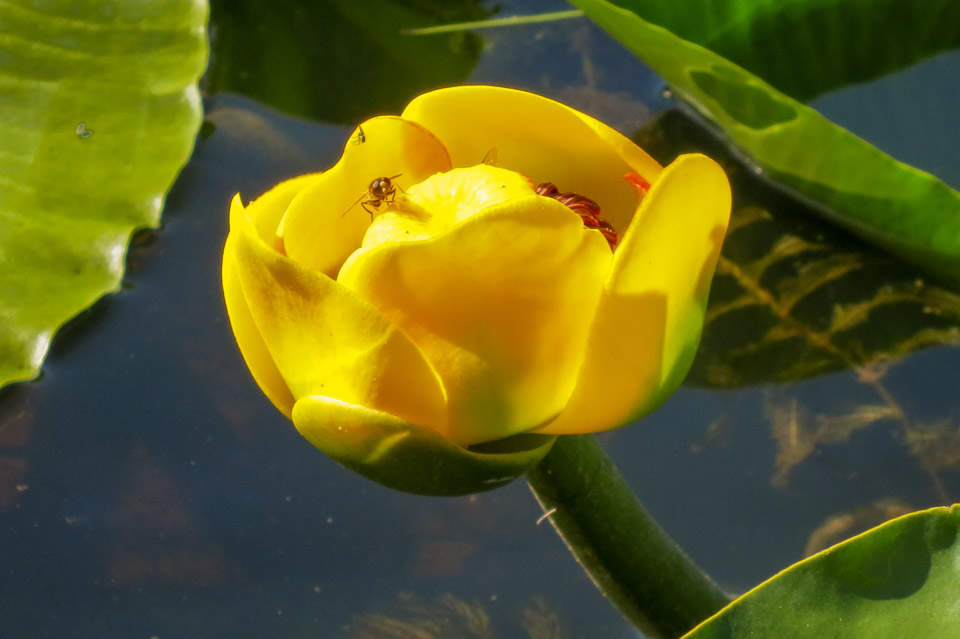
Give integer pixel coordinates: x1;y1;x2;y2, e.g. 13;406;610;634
341;174;402;218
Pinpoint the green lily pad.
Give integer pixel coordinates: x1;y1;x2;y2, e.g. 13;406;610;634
0;0;208;389
682;505;960;638
571;0;960;283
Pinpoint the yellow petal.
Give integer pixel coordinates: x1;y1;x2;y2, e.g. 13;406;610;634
229;200;448;431
293;395;556;496
221;176;325;417
361;164;540;246
242;172;326;243
402;85;662;232
223;196;296;417
539;154;731;435
278;116;452;278
338;191;612;446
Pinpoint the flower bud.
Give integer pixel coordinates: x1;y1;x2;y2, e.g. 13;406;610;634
222;86;730;494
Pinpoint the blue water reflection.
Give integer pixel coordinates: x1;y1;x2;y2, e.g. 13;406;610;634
2;1;959;637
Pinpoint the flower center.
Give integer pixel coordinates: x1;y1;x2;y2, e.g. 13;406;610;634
535;183;619;249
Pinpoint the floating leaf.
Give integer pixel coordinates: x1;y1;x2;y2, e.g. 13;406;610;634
600;0;960;102
571;0;960;283
207;0;485;125
682;505;960;639
0;0;208;388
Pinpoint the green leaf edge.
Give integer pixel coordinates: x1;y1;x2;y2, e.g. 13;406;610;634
0;0;210;389
681;504;960;638
570;0;960;283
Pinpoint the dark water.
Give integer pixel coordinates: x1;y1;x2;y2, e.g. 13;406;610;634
2;1;958;637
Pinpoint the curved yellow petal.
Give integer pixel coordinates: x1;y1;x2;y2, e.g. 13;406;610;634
242;172;326;242
293;395;556;496
361;164;541;247
338;190;611;446
279;116;452;278
229;200;448;431
539;154;731;435
402;85;662;232
222;196;296;417
221;175;329;417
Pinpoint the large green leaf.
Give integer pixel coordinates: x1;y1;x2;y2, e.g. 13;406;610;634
606;0;960;102
570;0;960;283
682;504;960;638
0;0;208;388
206;0;485;125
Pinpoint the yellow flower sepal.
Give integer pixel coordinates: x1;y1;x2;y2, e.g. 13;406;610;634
294;396;556;496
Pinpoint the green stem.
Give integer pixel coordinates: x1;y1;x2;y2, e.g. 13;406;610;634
401;10;584;36
526;435;731;638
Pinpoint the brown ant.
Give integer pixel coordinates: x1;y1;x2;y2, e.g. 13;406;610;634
341;174;402;218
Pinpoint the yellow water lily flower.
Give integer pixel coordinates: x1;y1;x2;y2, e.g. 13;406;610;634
222;86;730;495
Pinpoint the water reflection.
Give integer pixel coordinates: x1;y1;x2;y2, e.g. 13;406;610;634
346;593;573;639
2;1;959;636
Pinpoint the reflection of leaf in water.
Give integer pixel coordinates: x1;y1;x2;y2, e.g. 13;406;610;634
521;597;568;639
768;398;816;487
816;404;902;435
0;390;32;511
691;204;960;388
347;593;494;639
905;418;960;474
208;0;486;125
803;499;913;557
768;396;899;487
347;594;567;639
639;111;960;499
764;375;958;499
634;110;960;389
0;456;28;512
107;447;233;587
689;415;732;454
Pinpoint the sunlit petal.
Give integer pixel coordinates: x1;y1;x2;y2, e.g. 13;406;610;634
241;172;325;242
540;154;730;434
222;196;296;417
229;201;448;430
402;85;662;231
339;177;611;445
279;116;452;277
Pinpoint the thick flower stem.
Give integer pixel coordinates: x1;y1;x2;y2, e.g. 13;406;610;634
526;435;730;638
